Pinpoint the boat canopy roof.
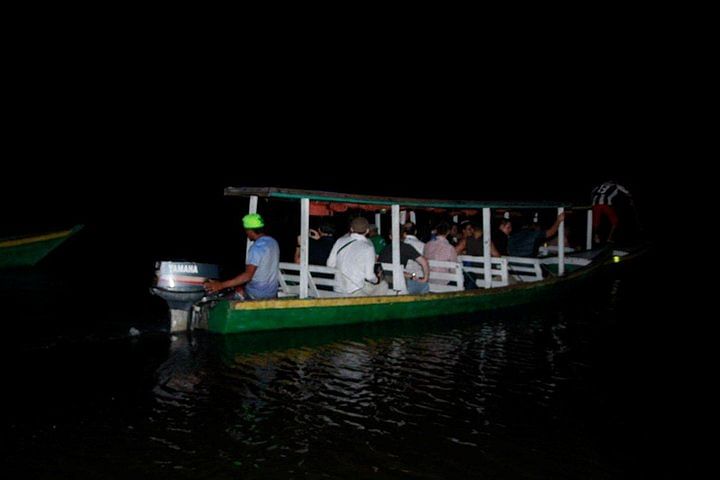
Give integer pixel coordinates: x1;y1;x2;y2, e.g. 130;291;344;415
224;187;572;210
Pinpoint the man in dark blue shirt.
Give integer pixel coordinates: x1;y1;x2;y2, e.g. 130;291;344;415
507;213;565;257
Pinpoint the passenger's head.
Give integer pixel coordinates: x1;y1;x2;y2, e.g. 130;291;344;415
460;221;475;238
318;223;335;237
350;217;370;235
435;222;450;237
499;219;512;236
242;213;265;240
516;213;538;231
368;223;379;236
402;222;417;237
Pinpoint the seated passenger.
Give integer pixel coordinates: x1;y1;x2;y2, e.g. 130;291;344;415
448;222;461;247
401;222;426;280
378;230;430;294
494;219;512;256
368;223;386;256
508;213;565;257
326;217;388;296
456;221;501;257
294;223;336;265
423;222;458;285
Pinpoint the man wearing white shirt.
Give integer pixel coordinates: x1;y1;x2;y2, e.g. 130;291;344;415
327;217;388;296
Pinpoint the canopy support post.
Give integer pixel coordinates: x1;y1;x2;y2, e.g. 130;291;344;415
483;208;492;288
391;204;402;291
586;208;593;251
299;198;310;298
246;195;258;258
558;207;565;276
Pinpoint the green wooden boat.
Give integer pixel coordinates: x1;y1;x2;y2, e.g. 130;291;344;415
0;224;83;269
203;245;649;335
204;254;611;334
153;187;646;335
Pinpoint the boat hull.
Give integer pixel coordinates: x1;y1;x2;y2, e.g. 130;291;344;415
0;225;83;269
206;259;603;335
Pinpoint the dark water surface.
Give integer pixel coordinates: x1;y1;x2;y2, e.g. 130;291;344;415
2;253;695;479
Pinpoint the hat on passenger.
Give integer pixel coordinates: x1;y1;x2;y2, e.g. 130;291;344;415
350;217;370;233
243;213;265;229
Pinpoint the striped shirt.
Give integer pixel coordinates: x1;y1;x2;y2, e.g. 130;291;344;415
592;181;631;206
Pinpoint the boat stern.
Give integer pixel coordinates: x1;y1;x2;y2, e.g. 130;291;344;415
151;261;219;332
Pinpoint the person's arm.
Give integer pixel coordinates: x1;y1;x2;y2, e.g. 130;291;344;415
204;265;258;293
364;247;379;284
618;184;634;206
454;237;467;254
478;231;501;257
416;256;430;283
545;212;566;239
448;244;458;262
294;235;301;264
326;239;339;268
617;184;631;196
491;241;501;258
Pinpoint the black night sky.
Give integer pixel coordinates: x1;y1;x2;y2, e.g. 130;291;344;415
2;17;696;240
2;105;664;232
2;30;681;237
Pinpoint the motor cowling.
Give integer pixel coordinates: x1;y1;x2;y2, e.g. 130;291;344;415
151;261;220;332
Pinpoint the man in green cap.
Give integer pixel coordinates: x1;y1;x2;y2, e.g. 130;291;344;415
204;213;280;299
368;224;386;257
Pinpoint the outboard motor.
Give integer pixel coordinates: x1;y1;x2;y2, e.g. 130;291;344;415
151;261;220;333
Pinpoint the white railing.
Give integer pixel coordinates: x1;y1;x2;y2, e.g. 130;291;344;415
458;255;509;288
382;259;465;293
503;256;544;282
279;255;547;299
427;259;464;292
380;262;408;293
278;262;343;298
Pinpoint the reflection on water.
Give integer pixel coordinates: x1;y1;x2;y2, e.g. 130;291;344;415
3;260;686;478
